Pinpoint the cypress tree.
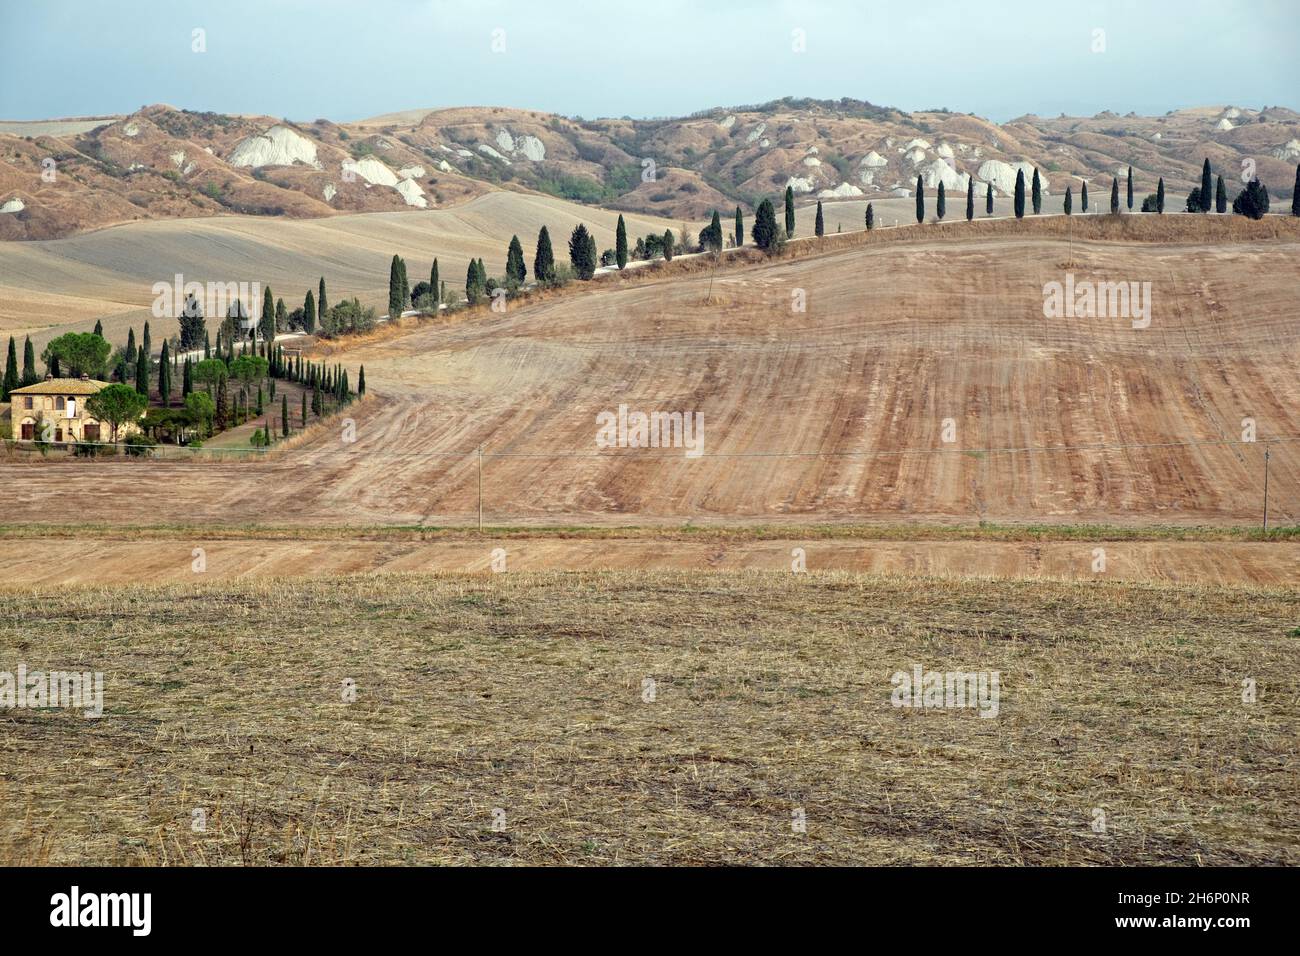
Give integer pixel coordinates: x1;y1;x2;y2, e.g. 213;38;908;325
752;198;778;250
216;373;228;430
707;209;723;251
159;341;171;407
507;234;527;283
734;206;743;246
318;277;327;325
815;200;825;236
281;394;289;437
126;328;137;365
1156;177;1165;214
1064;186;1073;215
1217;175;1228;214
1200;158;1213;213
21;336;36;386
261;286;275;344
1014;169;1026;219
865;203;874;230
965;183;974;221
3;337;16;400
1110;177;1120;214
534;226;556;284
388;254;404;319
256;385;263;416
1082;181;1089;213
301;391;307;428
1127;166;1134;210
916;176;925;223
1292;165;1300;216
399;258;410;312
135;346;149;398
304;289;316;334
204;331;211;360
430;259;440;305
615;216;628;269
1031;168;1042;214
93;319;103;337
569;223;596;279
466;260;483;304
986;182;993;215
358;365;366;396
143;321;151;361
784;186;795;237
936;184;946;220
182;357;192;397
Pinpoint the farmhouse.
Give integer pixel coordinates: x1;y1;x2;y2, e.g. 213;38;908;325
7;376;139;443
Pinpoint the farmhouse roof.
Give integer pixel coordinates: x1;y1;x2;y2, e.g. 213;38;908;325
8;377;112;396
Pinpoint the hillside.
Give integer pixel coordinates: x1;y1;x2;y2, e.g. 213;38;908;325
2;98;1297;239
4;217;1297;530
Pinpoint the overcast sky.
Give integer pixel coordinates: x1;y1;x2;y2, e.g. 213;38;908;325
2;0;1297;123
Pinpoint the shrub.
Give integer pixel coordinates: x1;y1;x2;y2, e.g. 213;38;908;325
123;432;158;457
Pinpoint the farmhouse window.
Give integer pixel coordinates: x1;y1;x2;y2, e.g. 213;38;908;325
84;424;100;442
55;396;65;410
23;397;32;409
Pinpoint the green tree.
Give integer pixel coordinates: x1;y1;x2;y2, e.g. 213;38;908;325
1292;165;1300;216
2;337;16;400
662;229;675;261
126;328;137;365
534;226;556;284
1110;177;1120;214
135;346;149;397
1031;168;1042;214
180;293;206;351
93;319;103;337
702;210;724;252
815;200;825;236
261;286;276;344
936;184;945;221
142;321;151;362
1127;166;1134;210
916;175;925;222
965;184;974;221
1200;158;1213;213
184;391;214;439
1156;177;1165;214
784;186;795;237
507;234;527;283
986;182;993;215
182;357;192;398
388;254;405;319
215;373;229;430
193;358;226;395
158;341;172;407
865;203;874;230
752;197;779;250
21;336;36;386
1217;175;1228;214
42;332;111;378
301;391;308;428
465;259;486;304
1232;179;1270;219
615;216;628;269
304;289;316;334
569;223;597;279
734;206;743;246
1064;186;1073;215
1081;181;1089;213
281;394;289;437
85;383;147;444
358;365;366;396
430;259;440;305
1014;169;1026;219
318;277;328;325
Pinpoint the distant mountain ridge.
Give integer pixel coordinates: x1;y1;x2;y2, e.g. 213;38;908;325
2;97;1297;239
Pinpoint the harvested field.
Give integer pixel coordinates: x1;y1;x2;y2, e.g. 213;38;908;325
0;534;1294;588
3;223;1298;532
1;571;1295;865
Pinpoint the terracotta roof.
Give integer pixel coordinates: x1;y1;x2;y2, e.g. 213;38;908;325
8;378;112;396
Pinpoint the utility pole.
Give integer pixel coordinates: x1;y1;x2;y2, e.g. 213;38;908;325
477;445;484;532
1262;446;1271;532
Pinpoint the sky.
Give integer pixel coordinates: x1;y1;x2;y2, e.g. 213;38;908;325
1;0;1297;123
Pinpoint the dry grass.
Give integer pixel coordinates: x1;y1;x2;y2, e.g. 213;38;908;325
1;570;1295;865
